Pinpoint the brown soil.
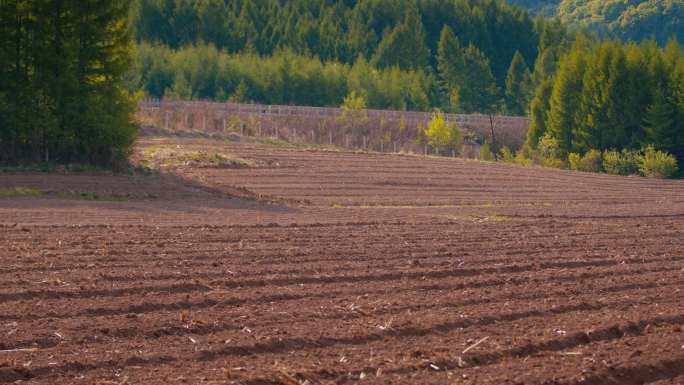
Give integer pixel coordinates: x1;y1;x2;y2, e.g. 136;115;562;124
1;135;683;385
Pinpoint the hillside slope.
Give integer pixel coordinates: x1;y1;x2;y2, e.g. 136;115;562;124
509;0;684;44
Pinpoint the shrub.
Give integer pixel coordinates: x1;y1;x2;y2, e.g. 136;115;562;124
480;142;495;161
543;157;567;169
568;152;581;170
514;150;534;166
537;133;562;160
602;149;641;176
498;146;515;162
426;111;462;155
639;146;679;178
569;149;602;172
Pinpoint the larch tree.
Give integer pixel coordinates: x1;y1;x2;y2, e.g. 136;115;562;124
370;7;430;70
546;38;588;154
505;50;533;116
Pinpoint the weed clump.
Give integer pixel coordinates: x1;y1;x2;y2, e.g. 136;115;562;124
639;146;679;178
568;149;602;172
602;149;641;176
0;187;41;198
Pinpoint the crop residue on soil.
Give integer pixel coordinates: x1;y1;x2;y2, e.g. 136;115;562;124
1;135;683;384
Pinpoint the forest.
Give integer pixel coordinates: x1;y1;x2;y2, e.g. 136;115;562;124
510;0;684;45
128;0;570;115
0;0;137;166
527;39;684;168
1;0;683;176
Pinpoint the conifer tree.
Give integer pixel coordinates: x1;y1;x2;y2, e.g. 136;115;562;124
0;0;137;166
526;79;553;148
576;41;631;152
436;25;464;111
370;7;430;70
458;44;501;114
505;51;532;116
546;38;588;154
643;87;676;152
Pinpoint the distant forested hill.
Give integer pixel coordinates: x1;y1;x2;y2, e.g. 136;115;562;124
507;0;560;16
509;0;684;44
128;0;572;115
558;0;684;44
131;0;539;86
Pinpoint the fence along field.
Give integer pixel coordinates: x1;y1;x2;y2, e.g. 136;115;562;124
138;100;530;154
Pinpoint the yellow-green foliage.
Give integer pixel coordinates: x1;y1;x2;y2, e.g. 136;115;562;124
537;133;562;160
142;146;253;168
341;90;367;112
479;142;495;161
568;152;581;169
602;149;641;176
498;146;515;162
568;149;601;172
543;157;566;169
514;150;534;166
639;146;679;178
0;187;41;198
426;111;462;154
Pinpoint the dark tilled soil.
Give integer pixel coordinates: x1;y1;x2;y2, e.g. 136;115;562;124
0;136;683;384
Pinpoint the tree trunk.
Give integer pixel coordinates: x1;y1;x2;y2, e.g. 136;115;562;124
489;113;496;149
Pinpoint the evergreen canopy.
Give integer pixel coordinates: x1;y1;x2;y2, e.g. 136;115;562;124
0;0;137;166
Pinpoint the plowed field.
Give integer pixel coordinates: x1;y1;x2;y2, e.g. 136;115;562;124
1;135;683;385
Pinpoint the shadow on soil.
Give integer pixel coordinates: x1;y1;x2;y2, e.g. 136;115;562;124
0;168;299;216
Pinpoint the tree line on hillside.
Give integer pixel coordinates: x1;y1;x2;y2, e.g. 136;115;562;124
511;0;684;45
522;38;684;177
129;0;572;115
557;0;684;45
127;44;434;111
0;1;136;166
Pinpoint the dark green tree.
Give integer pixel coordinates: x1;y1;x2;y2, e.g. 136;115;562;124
0;0;137;166
546;37;588;154
458;44;501;114
370;7;430;70
436;25;464;110
526;78;553;148
505;51;533;115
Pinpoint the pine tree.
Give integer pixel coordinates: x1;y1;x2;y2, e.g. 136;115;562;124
546;38;588;154
527;79;554;148
576;41;631;152
0;0;137;166
458;44;500;114
643;87;676;152
505;51;532;116
436;25;464;110
370;7;430;70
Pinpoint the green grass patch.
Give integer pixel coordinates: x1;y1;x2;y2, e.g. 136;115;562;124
140;145;255;169
0;163;106;173
55;192;128;201
0;186;42;198
331;203;457;209
331;202;509;210
467;214;513;222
